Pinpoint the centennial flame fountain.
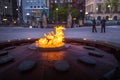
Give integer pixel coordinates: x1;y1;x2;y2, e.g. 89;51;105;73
29;26;69;51
0;25;119;80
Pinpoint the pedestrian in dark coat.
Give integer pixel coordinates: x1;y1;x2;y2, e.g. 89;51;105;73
101;17;106;33
92;18;97;33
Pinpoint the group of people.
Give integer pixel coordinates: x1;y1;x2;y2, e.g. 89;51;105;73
92;17;106;33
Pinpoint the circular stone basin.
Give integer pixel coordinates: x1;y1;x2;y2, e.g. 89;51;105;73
28;43;70;51
0;38;119;80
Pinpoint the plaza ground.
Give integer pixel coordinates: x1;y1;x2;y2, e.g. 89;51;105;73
0;25;120;45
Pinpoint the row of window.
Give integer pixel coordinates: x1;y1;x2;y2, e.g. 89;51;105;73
97;16;118;20
26;1;45;6
27;0;44;3
51;0;72;3
30;5;46;8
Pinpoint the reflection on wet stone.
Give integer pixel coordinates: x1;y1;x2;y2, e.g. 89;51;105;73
41;52;65;62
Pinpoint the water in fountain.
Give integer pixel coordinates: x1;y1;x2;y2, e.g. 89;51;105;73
67;12;72;28
42;12;47;28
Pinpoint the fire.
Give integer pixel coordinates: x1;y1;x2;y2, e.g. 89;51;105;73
36;26;66;48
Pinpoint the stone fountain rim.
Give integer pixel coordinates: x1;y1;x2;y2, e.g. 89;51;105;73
0;38;120;48
28;43;70;51
0;38;120;49
0;38;120;62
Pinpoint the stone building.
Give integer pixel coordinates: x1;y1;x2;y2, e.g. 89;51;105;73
85;0;120;20
0;0;13;24
21;0;49;23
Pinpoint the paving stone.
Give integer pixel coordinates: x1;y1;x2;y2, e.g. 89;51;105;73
64;44;70;48
53;60;69;72
88;50;104;57
77;56;96;65
4;46;16;50
103;69;116;80
0;50;8;56
0;56;15;64
18;60;36;72
28;43;37;50
83;46;96;50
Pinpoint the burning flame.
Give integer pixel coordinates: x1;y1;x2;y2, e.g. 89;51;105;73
36;26;66;48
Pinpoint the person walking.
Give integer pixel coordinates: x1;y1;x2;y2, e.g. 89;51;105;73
101;17;106;33
92;18;97;33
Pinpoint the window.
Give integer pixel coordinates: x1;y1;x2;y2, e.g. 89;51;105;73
30;6;32;8
34;6;36;8
27;0;29;2
60;0;64;3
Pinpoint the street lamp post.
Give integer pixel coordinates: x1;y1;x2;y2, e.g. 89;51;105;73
17;0;23;25
26;13;30;24
95;7;98;19
85;12;88;20
108;5;111;13
56;8;58;24
4;6;8;16
108;5;112;20
73;17;76;27
3;6;8;24
5;6;8;9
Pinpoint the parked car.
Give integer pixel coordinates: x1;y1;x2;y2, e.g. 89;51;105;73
84;20;92;26
106;20;119;25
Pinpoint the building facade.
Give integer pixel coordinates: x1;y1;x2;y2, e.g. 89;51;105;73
0;0;13;25
12;0;18;23
85;0;120;20
22;0;49;23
